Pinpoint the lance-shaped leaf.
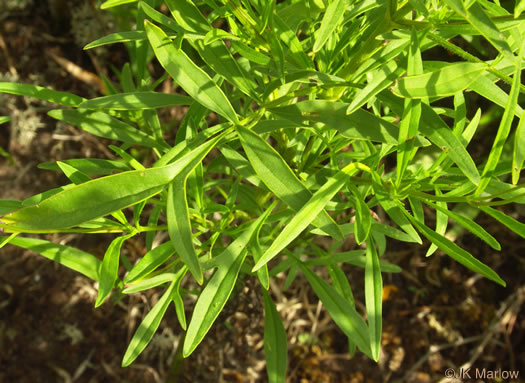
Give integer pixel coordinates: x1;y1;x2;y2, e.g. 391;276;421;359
96;233;134;307
393;62;486;99
271;100;428;146
166;132;228;284
101;0;137;9
349;186;372;245
0;135;224;232
444;0;513;56
375;193;421;244
347;60;404;115
167;177;203;284
183;247;247;357
48;109;162;149
183;209;272;357
164;0;259;101
253;162;362;272
2;236;100;281
263;289;287;383
250;202;277;290
124;241;175;283
123;272;177;294
365;240;382;362
422;200;500;250
479;205;525;240
79;92;191;110
296;261;372;358
313;0;347;53
402;206;506;286
122;277;177;366
418;103;480;185
513;112;525;184
173;271;188;330
39;159;130;176
396;28;422;184
145;21;238;123
84;31;147;50
0;82;86;107
477;42;523;195
237;126;342;241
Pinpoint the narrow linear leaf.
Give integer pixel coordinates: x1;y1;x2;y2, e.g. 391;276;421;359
425;188;448;257
253;162;362;272
183;248;247;357
397;28;422;184
39;159;130;176
48;109;162;149
263;290;287;383
297;262;372;358
1;135;224;232
2;236;100;281
271;100;429;146
371;223;420;243
313;0;346;53
402;207;506;286
57;161;91;184
418;103;480;185
479;205;525;240
393;62;486;99
79;92;191;110
0;82;85;107
123;272;177;294
469;74;523;117
84;31;146;50
423;200;500;250
183;212;271;357
347;60;404;115
365;240;382;362
477;42;524;195
0;116;12;125
375;194;421;244
251;202;278;290
145;21;238;123
167;178;203;284
464;2;513;56
173;269;188;330
101;0;137;9
165;0;259;100
513;112;525;184
231;40;272;65
350;186;372;245
122;278;177;366
237;125;342;240
273;14;312;70
96;233;134;307
124;241;175;283
327;264;356;355
166;132;227;285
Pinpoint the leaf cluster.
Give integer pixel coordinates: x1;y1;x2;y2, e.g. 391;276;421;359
1;0;524;379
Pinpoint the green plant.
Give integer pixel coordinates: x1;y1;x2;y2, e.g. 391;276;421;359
1;0;524;380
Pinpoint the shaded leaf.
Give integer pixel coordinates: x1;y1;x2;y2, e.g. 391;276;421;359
263;289;287;383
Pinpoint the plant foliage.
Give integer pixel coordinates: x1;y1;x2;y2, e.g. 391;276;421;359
1;0;524;379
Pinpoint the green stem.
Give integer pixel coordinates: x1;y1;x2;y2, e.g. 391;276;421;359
427;32;525;94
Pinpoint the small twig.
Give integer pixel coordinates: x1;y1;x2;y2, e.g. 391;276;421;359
0;31;17;76
44;47;106;94
458;286;525;372
398;335;483;382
